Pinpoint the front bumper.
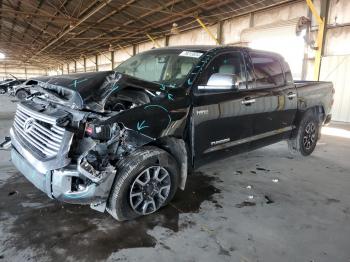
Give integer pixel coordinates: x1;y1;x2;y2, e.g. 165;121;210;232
11;148;53;198
11;147;115;209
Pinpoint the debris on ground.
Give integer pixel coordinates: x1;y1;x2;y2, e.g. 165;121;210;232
272;178;279;183
235;201;256;208
256;167;270;172
8;190;18;196
264;195;274;204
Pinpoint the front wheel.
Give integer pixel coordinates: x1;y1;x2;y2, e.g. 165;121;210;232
107;146;179;221
0;87;7;94
288;111;320;156
16;90;29;100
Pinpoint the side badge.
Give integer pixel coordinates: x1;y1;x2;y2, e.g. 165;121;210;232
196;109;209;116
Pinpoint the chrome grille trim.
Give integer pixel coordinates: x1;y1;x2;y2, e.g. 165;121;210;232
13;104;65;158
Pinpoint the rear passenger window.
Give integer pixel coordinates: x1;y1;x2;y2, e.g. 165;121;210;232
281;60;293;84
250;52;285;88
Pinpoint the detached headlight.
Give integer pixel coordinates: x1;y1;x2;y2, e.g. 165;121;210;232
85;123;119;141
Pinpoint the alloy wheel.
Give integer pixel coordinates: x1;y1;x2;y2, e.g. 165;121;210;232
303;122;316;150
129;166;171;215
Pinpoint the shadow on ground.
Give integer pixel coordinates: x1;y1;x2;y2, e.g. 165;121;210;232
0;171;221;261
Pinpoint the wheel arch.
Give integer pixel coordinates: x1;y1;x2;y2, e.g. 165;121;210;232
296;105;325;125
15;88;30;96
291;105;325;139
148;136;189;190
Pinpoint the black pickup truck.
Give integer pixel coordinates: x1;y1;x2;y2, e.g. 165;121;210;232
4;46;334;221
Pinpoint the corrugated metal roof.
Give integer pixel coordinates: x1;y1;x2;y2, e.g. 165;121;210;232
0;0;294;68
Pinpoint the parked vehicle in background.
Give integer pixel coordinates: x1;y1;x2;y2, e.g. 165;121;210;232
10;80;38;100
0;79;26;94
0;79;13;84
3;46;334;221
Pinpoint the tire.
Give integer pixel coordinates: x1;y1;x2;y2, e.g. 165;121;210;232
16;90;29;100
0;87;7;94
107;146;179;221
288;110;320;156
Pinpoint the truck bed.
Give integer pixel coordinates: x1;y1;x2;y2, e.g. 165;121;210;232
294;80;334;117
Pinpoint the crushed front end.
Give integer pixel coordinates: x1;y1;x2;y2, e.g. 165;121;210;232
9;89;145;212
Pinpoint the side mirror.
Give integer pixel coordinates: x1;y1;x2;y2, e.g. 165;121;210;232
198;73;238;91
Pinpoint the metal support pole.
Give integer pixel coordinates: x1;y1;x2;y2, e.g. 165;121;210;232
132;44;137;56
195;17;220;45
216;21;224;45
146;33;161;48
111;51;115;70
306;0;327;80
95;55;99;72
83;57;87;72
165;35;170;46
249;12;254;28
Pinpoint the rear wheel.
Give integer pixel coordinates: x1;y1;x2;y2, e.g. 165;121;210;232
288;110;319;156
107;146;179;221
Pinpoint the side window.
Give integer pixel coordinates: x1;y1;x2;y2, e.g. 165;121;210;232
199;52;247;90
250;52;285;88
282;60;293;84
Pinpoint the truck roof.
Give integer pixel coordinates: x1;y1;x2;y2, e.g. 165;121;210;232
154;45;245;52
144;45;283;59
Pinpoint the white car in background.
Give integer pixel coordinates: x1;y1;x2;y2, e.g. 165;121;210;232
10;80;38;100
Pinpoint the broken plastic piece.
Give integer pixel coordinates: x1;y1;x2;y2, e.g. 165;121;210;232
0;136;11;150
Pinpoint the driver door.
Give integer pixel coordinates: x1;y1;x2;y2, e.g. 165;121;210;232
192;51;255;164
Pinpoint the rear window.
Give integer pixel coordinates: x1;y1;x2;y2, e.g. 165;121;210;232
250;52;285;88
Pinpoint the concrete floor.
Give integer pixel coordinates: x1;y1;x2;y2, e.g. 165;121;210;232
0;95;350;262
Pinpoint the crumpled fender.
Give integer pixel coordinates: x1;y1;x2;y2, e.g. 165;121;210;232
103;94;190;140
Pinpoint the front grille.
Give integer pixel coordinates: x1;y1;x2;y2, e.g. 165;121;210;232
13;104;65;159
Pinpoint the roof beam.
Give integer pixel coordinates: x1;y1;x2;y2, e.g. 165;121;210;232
26;0;108;62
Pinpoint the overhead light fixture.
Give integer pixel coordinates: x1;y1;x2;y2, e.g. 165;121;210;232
170;23;180;35
108;44;114;52
0;52;5;59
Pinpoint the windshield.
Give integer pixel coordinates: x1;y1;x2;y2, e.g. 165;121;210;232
114;49;203;87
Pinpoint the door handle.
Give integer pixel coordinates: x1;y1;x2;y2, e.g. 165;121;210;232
242;98;256;105
287;92;296;99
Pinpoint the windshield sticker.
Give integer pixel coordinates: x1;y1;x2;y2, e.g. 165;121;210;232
179;51;203;58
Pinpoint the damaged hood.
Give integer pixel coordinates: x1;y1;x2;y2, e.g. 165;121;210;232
32;71;167;111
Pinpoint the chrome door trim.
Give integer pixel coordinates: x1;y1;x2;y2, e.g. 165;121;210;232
203;126;294;154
